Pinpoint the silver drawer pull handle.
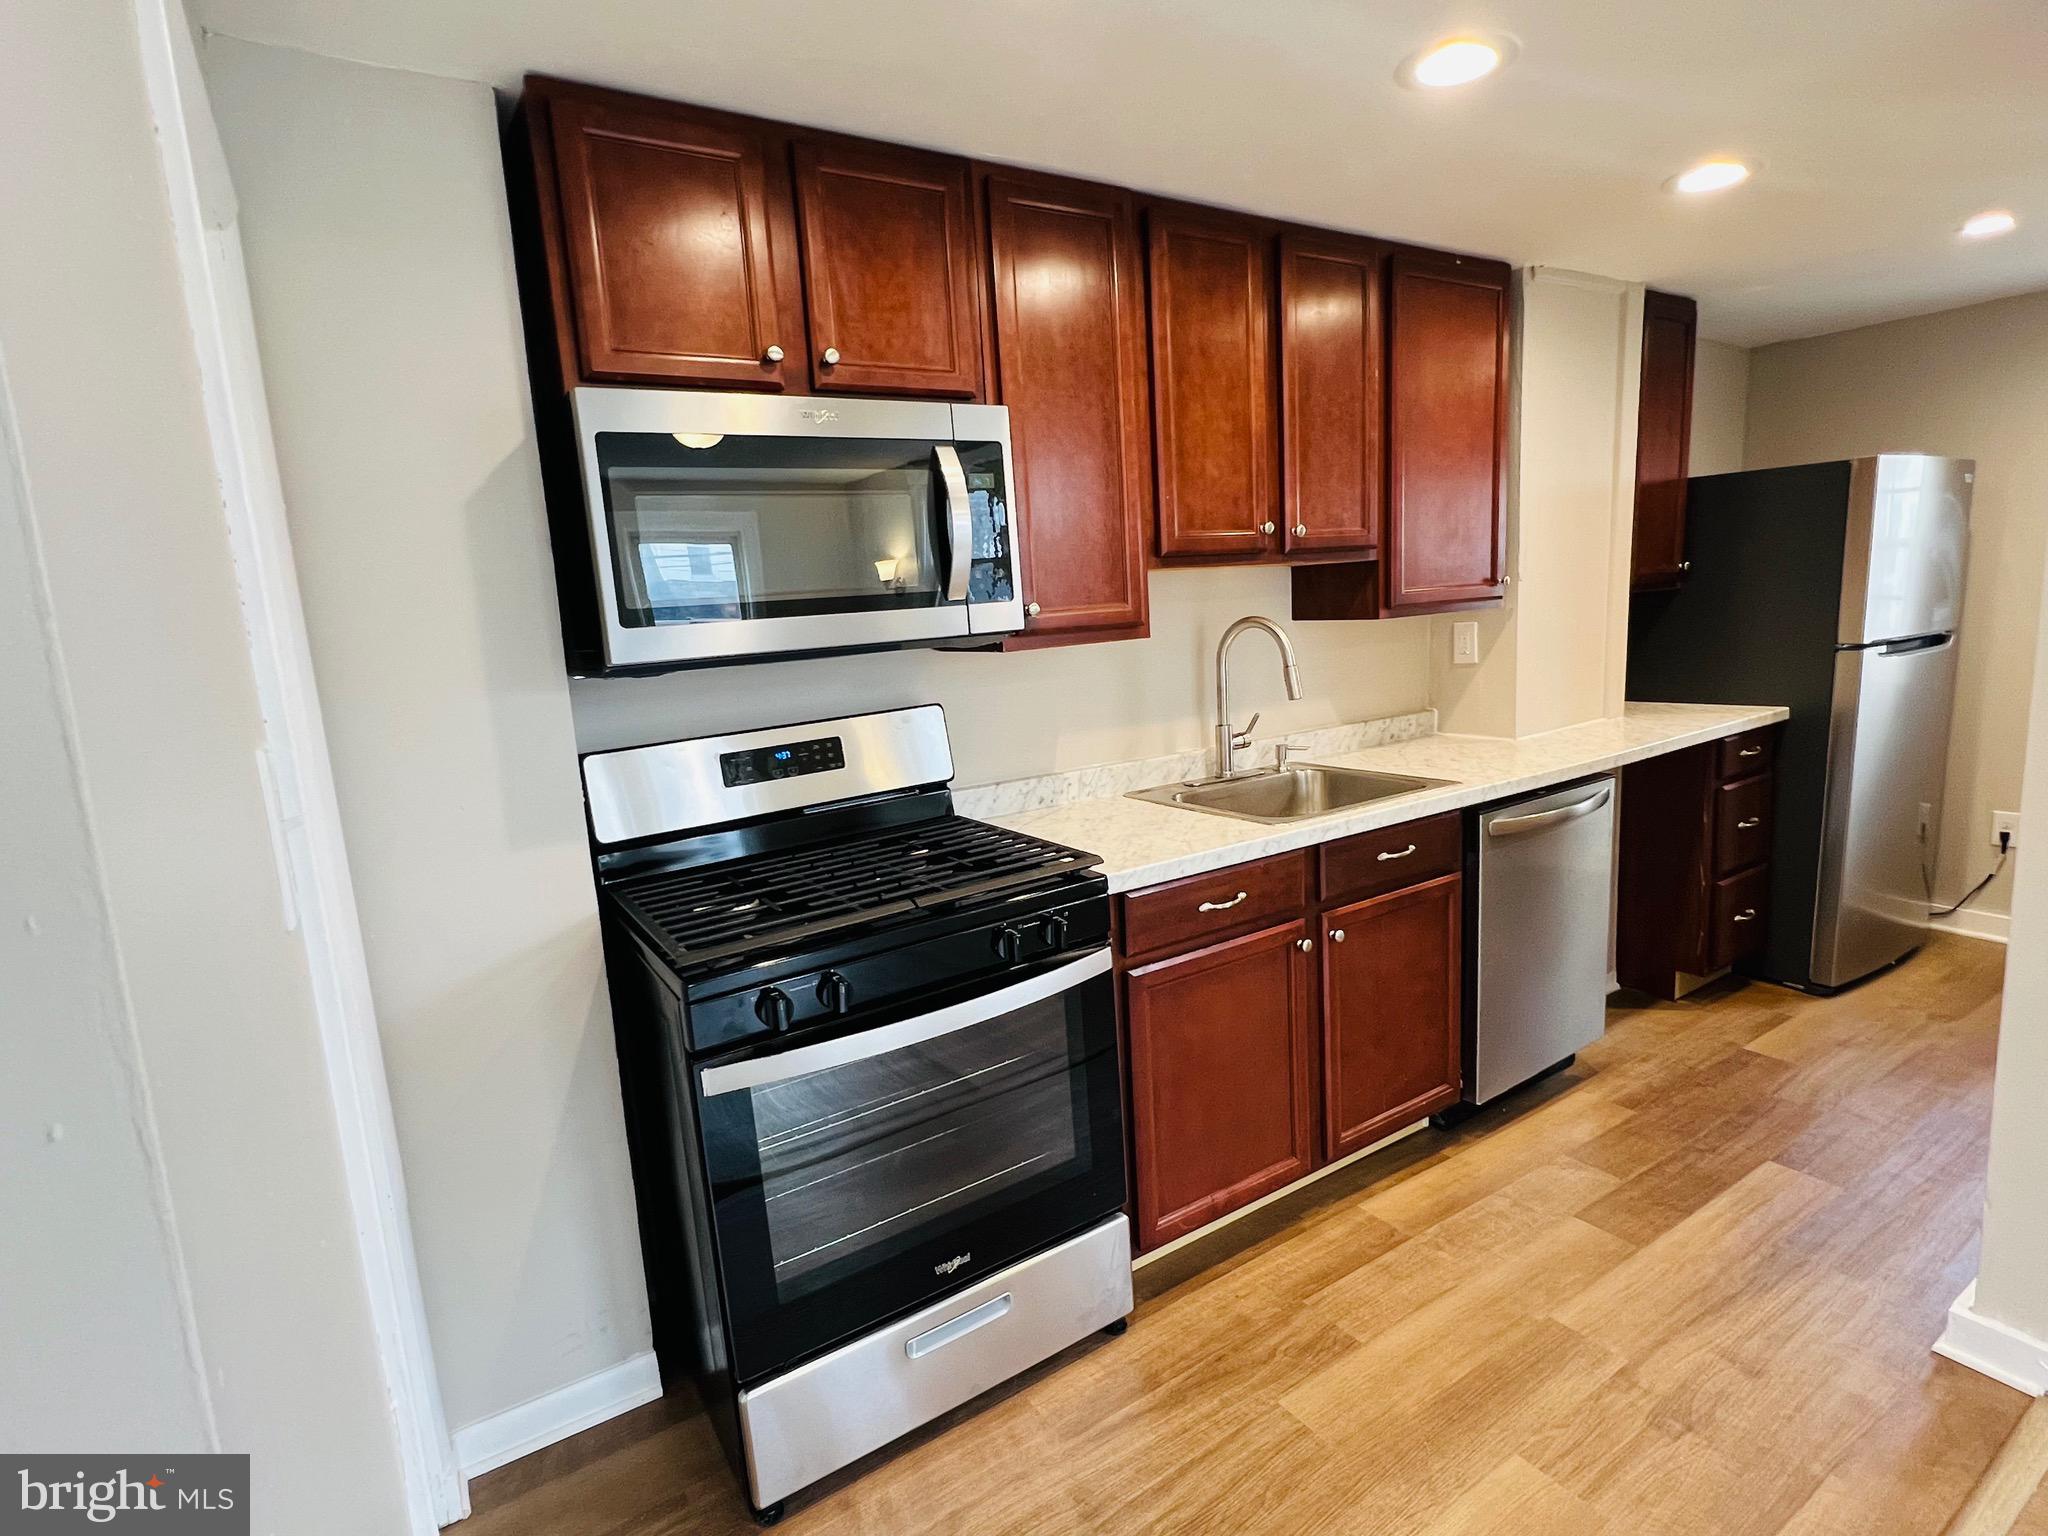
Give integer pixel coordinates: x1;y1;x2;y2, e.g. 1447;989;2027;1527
1376;844;1418;862
906;1293;1012;1359
1736;817;1761;829
1732;909;1757;922
1738;746;1763;757
1198;891;1249;912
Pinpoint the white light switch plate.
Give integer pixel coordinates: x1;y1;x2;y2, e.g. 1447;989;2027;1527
1452;621;1480;666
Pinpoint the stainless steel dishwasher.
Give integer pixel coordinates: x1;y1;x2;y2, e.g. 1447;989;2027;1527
1466;776;1616;1105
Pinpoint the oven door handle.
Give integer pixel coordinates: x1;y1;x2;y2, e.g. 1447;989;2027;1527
935;444;972;603
699;948;1112;1096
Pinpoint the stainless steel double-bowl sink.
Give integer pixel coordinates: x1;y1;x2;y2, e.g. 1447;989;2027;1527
1128;763;1452;825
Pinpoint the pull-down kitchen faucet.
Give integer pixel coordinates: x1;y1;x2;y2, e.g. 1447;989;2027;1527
1214;616;1303;776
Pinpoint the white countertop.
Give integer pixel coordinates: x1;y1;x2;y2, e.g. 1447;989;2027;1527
991;702;1788;893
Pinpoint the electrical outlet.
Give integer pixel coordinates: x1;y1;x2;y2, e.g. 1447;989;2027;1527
1918;802;1933;842
1993;811;2021;849
1452;620;1480;667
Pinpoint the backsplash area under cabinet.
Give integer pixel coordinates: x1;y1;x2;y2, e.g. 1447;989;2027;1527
952;711;1438;816
566;564;1436;787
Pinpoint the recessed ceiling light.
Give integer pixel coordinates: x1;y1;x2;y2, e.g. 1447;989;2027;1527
1670;160;1752;195
1400;37;1510;89
1960;210;2018;240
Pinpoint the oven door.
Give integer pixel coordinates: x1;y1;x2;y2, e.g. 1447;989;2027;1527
695;947;1123;1385
571;388;1020;668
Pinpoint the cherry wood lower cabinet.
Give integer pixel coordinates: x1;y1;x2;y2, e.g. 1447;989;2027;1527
1320;873;1462;1159
1124;920;1315;1250
983;169;1152;644
1116;823;1465;1253
1616;726;1780;999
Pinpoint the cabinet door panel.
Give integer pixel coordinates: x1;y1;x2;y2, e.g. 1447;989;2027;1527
986;171;1151;641
1321;875;1462;1159
1125;921;1313;1250
1281;232;1383;555
1632;289;1698;590
1147;205;1276;558
550;93;805;390
792;139;985;398
1384;252;1509;612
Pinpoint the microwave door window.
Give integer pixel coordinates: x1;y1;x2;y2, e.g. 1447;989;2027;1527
597;433;948;629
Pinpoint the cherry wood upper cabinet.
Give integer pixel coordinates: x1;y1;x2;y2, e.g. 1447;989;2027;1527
542;85;807;391
1145;204;1277;559
984;169;1152;643
1123;920;1313;1251
1631;290;1699;590
1320;874;1462;1160
790;138;986;399
1280;231;1384;556
1382;251;1510;613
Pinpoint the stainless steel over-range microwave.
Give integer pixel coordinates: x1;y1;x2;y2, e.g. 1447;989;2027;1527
556;387;1024;673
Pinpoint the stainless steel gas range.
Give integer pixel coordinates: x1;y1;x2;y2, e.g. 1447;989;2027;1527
584;706;1131;1522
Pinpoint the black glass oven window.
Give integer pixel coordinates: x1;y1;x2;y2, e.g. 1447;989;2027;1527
597;433;949;628
741;1001;1082;1305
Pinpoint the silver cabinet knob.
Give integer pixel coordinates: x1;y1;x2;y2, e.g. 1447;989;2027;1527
763;344;785;363
1294;523;1308;537
1261;520;1277;536
1025;601;1041;618
1679;560;1693;573
1331;929;1347;943
821;347;841;366
1296;937;1315;953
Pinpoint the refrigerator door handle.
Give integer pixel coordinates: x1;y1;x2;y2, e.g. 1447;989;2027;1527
1877;633;1954;657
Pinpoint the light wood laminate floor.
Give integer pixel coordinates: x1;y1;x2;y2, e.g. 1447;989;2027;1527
468;935;2021;1535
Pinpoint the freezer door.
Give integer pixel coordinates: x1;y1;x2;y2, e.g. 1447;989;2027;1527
1838;455;1971;646
1812;635;1958;987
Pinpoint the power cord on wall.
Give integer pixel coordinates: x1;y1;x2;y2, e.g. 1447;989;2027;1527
1929;828;2010;918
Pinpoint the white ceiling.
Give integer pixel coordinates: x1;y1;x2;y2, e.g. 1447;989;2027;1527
190;0;2048;347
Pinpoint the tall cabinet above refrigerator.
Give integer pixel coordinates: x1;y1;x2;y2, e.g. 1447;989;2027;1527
1627;454;1972;992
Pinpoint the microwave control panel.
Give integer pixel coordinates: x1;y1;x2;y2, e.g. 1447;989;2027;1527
720;735;846;787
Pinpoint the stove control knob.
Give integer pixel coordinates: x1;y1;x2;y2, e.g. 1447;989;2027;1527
816;971;853;1015
1040;913;1071;950
755;987;796;1032
994;925;1027;965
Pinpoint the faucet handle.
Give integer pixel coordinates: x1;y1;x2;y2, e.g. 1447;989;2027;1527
1230;712;1261;751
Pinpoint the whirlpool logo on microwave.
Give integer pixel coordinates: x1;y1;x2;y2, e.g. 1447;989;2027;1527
933;1252;972;1277
5;1455;248;1532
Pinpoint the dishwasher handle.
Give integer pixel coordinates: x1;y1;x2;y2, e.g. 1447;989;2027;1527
1486;786;1612;840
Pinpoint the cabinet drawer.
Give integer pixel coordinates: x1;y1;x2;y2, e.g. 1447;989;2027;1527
1119;852;1307;960
1319;812;1461;903
1714;774;1773;876
1717;728;1776;781
1710;864;1770;970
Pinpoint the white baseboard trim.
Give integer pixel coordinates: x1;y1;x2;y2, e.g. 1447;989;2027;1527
1930;909;2011;944
452;1352;664;1483
1937;1282;2048;1396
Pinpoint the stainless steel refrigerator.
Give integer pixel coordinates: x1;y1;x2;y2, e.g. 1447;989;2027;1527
1627;454;1972;992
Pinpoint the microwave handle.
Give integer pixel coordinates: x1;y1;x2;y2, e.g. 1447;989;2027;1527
935;444;971;602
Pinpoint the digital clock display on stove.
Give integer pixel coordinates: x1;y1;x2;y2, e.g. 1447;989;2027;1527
719;735;846;787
